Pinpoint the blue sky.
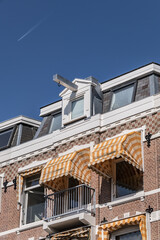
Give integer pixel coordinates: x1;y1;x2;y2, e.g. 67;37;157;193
0;0;160;122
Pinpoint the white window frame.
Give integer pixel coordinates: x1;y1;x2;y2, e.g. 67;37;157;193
49;111;62;133
22;174;45;225
110;82;137;111
0;173;4;213
111;158;143;201
110;127;145;201
111;225;140;240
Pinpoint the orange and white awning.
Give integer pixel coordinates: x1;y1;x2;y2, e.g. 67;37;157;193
51;226;90;240
97;215;147;240
89;131;142;178
40;148;91;191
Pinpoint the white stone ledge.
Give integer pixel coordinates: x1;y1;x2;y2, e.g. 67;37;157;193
0;94;159;166
0;221;43;236
97;187;160;209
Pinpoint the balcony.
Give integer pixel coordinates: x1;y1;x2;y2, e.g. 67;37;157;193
43;184;96;233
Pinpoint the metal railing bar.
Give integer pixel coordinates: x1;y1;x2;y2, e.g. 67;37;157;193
44;184;95;221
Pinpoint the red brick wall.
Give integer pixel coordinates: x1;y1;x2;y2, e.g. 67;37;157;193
0;226;46;240
0;112;160;239
0;186;19;232
151;221;160;240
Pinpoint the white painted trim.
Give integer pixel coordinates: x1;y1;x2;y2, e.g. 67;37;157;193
19;220;43;232
1;181;14;188
18;159;50;173
0;174;3;213
40;101;62;117
146;212;151;240
151;131;160;140
144;187;160;196
97;187;160;209
0;94;159;167
0;116;40;131
0;221;43;236
101;191;145;209
101;63;160;91
111;225;140;239
0;227;20;237
105;125;146;141
58;142;94;156
150;210;160;222
0;173;4;188
60;77;98;97
64;115;87;125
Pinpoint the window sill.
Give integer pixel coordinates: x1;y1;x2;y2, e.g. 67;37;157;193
99;191;145;209
18;220;43;232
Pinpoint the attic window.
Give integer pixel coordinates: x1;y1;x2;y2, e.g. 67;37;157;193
71;97;84;119
49;112;62;133
110;84;135;111
0;128;14;150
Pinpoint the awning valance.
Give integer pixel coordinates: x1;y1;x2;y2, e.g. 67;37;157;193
89;131;142;178
51;226;90;240
98;215;147;240
40;148;91;191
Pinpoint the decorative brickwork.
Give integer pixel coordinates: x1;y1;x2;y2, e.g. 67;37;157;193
0;112;160;239
100;112;160;141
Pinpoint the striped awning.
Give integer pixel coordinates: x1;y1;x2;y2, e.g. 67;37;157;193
51;226;90;240
40;148;91;191
89;131;142;178
98;215;147;240
17;165;43;203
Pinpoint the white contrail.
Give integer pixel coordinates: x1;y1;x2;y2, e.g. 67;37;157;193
17;18;45;42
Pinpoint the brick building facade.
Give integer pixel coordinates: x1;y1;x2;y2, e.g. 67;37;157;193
0;63;160;239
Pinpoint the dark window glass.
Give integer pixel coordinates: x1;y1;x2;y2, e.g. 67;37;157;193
26;186;45;224
116;161;143;198
0;128;13;149
116;230;142;240
26;174;40;188
110;84;134;110
50;113;62;132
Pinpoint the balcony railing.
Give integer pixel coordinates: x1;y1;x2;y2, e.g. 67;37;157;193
44;184;95;221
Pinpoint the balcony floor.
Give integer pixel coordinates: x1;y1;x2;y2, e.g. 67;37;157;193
43;212;95;234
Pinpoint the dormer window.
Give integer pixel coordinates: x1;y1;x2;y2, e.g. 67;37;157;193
71;97;84;119
110;83;135;111
0;128;14;150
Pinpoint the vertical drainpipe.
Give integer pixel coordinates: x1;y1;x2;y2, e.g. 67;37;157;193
146;212;151;240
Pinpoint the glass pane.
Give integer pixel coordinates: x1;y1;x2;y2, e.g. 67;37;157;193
50;113;62;132
116;161;143;198
71;98;84;119
116;230;142;240
26;174;40;188
110;84;134;110
0;128;13;149
26;186;45;224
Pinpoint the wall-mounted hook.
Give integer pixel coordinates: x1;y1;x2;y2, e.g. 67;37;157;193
145;132;152;148
3;180;8;193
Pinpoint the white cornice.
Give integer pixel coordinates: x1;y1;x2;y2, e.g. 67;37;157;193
60;78;98;97
0;116;40;131
0;94;160;167
40;101;62;117
101;63;160;91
